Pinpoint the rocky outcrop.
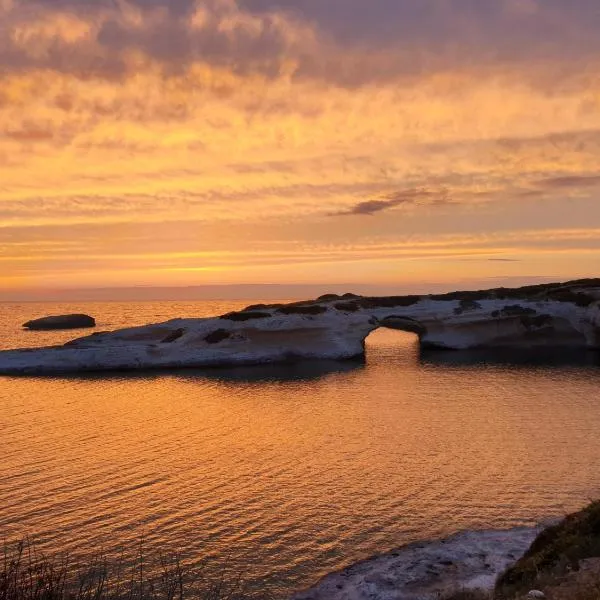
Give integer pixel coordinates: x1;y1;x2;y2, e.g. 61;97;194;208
1;279;599;375
496;501;600;598
22;314;96;331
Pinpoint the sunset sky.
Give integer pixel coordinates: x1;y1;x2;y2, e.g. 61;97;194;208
1;0;600;298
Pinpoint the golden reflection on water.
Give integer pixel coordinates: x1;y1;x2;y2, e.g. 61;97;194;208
1;302;600;597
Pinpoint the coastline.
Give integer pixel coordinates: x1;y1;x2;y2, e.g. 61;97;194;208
291;525;545;600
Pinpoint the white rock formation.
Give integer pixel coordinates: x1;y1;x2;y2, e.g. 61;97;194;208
0;279;598;375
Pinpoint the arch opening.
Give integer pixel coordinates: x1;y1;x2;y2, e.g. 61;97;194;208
363;316;426;364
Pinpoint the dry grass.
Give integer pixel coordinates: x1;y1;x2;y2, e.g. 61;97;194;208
497;501;600;598
442;500;600;600
0;539;267;600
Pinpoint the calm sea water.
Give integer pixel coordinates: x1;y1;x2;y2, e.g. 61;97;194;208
1;301;600;598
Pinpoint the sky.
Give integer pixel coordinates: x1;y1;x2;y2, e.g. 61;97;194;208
1;0;600;298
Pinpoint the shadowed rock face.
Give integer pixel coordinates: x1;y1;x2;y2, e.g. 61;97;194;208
2;279;600;374
219;311;271;322
380;316;427;336
22;314;96;331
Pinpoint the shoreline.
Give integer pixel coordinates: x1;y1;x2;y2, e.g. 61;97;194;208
291;525;547;600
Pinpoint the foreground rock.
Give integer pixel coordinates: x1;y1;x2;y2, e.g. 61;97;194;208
22;314;96;331
295;501;600;600
496;500;600;598
291;527;541;600
1;278;599;375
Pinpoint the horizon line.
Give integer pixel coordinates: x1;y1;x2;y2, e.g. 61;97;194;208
0;276;574;302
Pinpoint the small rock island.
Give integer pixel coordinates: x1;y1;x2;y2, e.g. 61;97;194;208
22;314;96;331
1;279;599;375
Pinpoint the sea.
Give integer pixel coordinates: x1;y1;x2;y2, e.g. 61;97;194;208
1;300;600;598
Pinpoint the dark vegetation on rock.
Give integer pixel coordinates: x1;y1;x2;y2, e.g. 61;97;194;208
442;502;600;600
334;302;361;312
63;332;108;346
203;329;231;344
23;314;96;331
230;280;599;324
220;311;272;322
492;305;538;318
334;297;423;312
454;299;483;315
317;294;342;302
432;279;599;306
489;306;554;330
243;299;321;312
357;296;423;309
496;501;600;598
160;328;185;343
431;289;498;302
546;290;595;307
276;305;328;316
242;303;270;311
316;293;361;301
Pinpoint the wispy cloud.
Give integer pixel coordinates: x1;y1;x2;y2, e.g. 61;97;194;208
538;174;600;189
331;189;445;216
487;258;522;262
2;226;599;287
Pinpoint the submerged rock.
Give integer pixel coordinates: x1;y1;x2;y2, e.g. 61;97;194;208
22;314;96;331
2;279;600;374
